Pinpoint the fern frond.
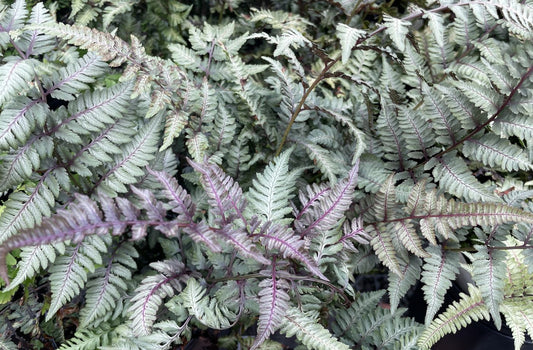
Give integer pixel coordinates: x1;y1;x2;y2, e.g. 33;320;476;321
0;192;145;284
298;141;346;183
18;3;56;56
396;106;438;160
6;242;65;290
130;186;169;239
252;276;291;349
349;304;420;349
368;224;402;276
0;57;34;106
432;152;499;202
418;284;489;349
181;277;235;330
0;98;48;150
55;82;132;145
43;52;108;102
68;115;138;177
0;0;27;34
454;80;501;115
500;300;533;350
297;162;358;237
370;174;396;222
146;167;195;222
257;221;326;280
0;336;17;350
97;115;162;196
0;167;69;244
418;189;533;231
357;155;393;193
376;103;410;170
217;225;270;265
375;315;422;350
383;15;411;51
388;256;422;313
492;114;533;141
394;220;429;258
421;246;461;324
80;241;138;328
210;103;237;156
169;43;202;71
160;108;188;151
102;0;134;29
471;246;506;329
331;290;386;344
0;135;52;191
273;28;310;73
183;220;221;253
484;0;533;39
186;131;209;161
247;149;299;225
35;22;131;66
310;223;343;268
421;82;462;145
449;5;479;46
263;56;307;124
46;234;110;321
129;259;186;336
58;324;118;350
280;307;350;350
336;24;365;64
189;159;247;226
436;84;483;130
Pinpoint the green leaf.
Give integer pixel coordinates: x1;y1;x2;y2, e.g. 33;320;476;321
247;149;299;225
421;246;460;325
419;284;489;349
336;24;365;64
0;57;34;106
383;15;411;51
280;307;350;350
471;246;506;329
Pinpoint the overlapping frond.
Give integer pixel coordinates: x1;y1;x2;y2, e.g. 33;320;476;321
257;222;326;280
252;276;291;349
34;22;131;66
0;57;34;107
43;52;108;101
0;98;48;150
280;307;350;350
47;234;110;321
180;277;236;330
55;82;133;145
247;149;299;225
297;162;359;237
462;133;532;172
471;246;506;328
6;242;65;290
80;241;138;328
97;115;162;196
421;246;461;325
0;167;69;244
189;159;247;226
388;256;422;313
418;284;489;349
432;152;500;202
128;259;186;336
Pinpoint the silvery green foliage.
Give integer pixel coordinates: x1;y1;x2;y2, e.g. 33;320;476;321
0;0;532;349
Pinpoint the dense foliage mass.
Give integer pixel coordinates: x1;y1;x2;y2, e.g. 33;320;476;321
0;0;532;349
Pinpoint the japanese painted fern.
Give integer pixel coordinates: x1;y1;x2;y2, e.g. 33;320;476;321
0;0;532;349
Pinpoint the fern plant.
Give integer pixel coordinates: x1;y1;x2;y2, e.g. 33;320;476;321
0;0;532;349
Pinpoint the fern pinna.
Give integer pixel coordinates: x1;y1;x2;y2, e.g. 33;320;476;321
1;0;533;349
